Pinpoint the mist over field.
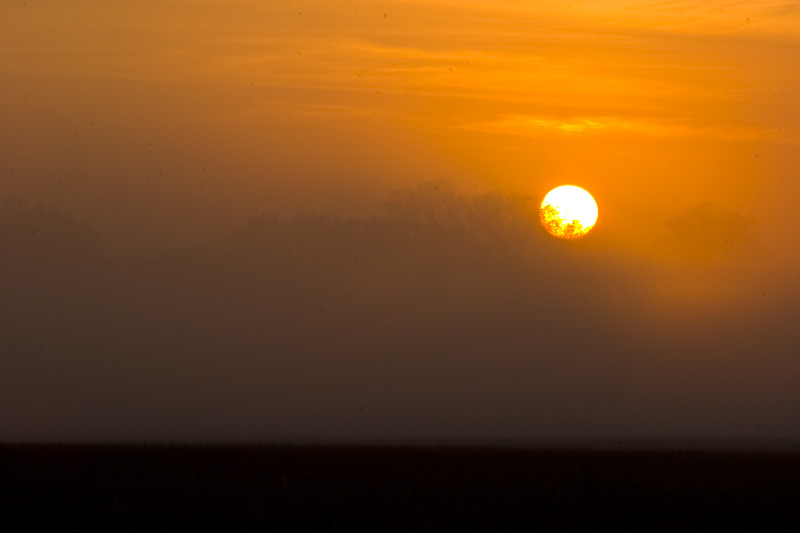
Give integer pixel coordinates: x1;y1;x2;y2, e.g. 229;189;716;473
2;182;796;443
2;1;800;445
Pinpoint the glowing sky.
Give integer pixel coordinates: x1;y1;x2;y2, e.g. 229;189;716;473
3;1;798;255
2;1;800;442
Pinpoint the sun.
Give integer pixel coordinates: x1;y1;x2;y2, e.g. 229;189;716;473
539;185;598;239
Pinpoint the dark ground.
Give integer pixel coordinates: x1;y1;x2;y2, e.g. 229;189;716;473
2;444;800;531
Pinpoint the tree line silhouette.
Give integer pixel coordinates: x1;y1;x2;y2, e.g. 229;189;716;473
0;182;771;441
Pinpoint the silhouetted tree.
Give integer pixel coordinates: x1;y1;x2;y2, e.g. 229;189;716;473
384;180;468;232
0;199;108;308
665;203;760;262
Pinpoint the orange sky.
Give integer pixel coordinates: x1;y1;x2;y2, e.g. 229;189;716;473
4;1;800;442
2;0;799;260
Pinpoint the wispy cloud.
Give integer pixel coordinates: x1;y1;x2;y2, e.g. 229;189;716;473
468;114;784;142
393;0;800;34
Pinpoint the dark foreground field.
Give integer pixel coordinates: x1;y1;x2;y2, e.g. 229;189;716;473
3;444;800;531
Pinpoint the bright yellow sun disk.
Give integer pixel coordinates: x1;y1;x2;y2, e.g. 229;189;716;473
540;185;598;239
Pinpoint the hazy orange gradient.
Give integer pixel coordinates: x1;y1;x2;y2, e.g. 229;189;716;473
3;1;800;443
1;1;798;269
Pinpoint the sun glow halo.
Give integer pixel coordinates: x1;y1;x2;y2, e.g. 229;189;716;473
540;185;598;239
